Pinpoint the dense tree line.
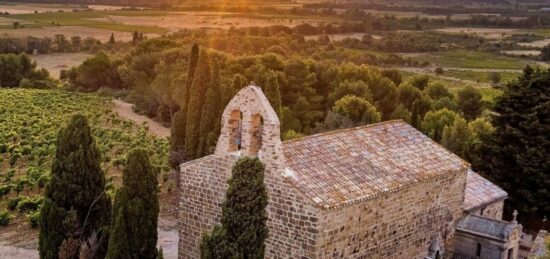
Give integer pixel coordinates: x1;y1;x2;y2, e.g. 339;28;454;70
0;53;52;88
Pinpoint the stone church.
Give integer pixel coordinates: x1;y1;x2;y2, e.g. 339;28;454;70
178;85;533;259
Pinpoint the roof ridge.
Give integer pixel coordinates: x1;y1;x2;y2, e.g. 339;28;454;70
283;119;407;145
467;213;515;225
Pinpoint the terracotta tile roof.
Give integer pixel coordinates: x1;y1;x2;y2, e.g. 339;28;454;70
282;120;468;209
464;169;507;211
456;214;518;240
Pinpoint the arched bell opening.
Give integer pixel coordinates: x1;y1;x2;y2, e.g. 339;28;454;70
246;113;264;156
227;109;243;152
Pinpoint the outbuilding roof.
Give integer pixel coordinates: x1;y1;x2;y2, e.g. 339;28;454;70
456;214;518;240
464;169;508;211
282;120;468;209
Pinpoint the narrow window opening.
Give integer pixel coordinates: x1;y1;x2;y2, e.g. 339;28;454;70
228;110;243;152
476;243;481;257
248;114;264;156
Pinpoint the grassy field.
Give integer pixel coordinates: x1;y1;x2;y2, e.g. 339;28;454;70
0;89;169;228
418;50;530;69
443;69;521;84
10;10;170;33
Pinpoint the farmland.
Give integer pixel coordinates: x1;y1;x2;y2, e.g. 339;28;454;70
0;89;170;235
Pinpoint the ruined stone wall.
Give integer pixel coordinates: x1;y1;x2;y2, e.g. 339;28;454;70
178;153;321;259
315;168;468;259
470;201;504;220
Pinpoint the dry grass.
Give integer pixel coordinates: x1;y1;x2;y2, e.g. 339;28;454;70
32;52;92;78
86;12;321;32
518;38;550;48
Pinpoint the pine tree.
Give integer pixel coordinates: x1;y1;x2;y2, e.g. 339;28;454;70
200;157;269;259
108;33;115;44
106;149;159;259
185;49;211;160
39;114;111;259
441;116;470;158
389;104;412;124
457;86;483;120
411;95;432;129
477;66;550;222
197;58;222;157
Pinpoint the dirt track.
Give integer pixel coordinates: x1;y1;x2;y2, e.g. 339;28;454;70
112;99;170;139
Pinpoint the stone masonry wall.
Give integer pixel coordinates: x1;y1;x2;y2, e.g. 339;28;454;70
179;85;321;259
315;168;468;259
178;153;321;259
470;201;504;220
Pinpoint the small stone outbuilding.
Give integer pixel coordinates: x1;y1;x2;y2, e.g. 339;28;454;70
178;85;517;259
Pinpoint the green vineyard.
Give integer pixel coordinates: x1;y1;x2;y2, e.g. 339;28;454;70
0;89;169;226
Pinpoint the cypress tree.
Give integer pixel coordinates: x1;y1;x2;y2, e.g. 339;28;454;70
197;58;222;157
132;31;139;45
182;44;200;115
106;149;159;259
109;33;115;44
185;49;211;160
264;74;283;120
170;44;199;166
169;110;187;169
39;114;111;259
477;66;550;223
200;157;269;259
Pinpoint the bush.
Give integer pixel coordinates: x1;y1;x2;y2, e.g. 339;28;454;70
7;197;22;210
0;210;11;226
16;196;43;212
28;209;40;228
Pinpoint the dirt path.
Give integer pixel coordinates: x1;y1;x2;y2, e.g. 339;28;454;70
112;99;170;139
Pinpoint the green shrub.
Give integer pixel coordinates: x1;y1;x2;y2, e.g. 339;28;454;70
17;196;43;212
7;197;21;210
28;209;40;228
0;210;11;226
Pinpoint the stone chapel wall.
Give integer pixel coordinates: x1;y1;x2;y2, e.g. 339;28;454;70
470;201;504;220
315;168;468;259
179;86;322;258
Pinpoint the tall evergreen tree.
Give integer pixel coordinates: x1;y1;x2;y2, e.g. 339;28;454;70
132;31;139;45
170;44;200;167
477;67;550;223
39;114;111;259
197;58;222;157
106;149;159;259
200;157;269;259
264;74;283;120
169;110;187;169
185;49;211;160
108;33;115;44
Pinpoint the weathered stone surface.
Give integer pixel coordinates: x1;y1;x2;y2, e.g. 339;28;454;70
177;85;509;259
